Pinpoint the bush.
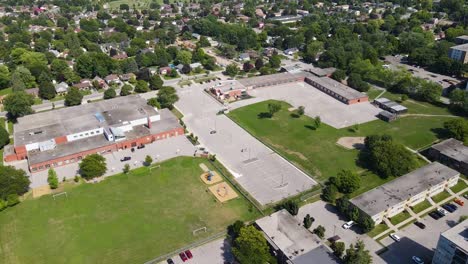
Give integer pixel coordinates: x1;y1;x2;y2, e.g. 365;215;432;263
74;175;80;183
303;214;314;229
144;155;153;166
47;168;59;189
123;164;130;174
0;126;9;148
282;200;299;215
103;88;116;99
0;199;7;211
313;225;326;239
331;241;346;258
7;194;19;206
79;154;107;180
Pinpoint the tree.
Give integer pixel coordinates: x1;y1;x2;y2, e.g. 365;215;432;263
332;69;346;82
157;86;179;109
149;75;163;90
269;55;281;68
103;88;116;99
444;119;468;143
3;92;34;119
39;82;56;100
313;225;326;239
331;241;346;258
0;124;8;149
336;197;351;216
334;170;361;194
232;226;274;264
123;164;130;174
0;165;30;200
134;80;150;93
198;36;211;47
254;58;264;70
358;213;375;233
314;116;321;128
303;214;314;229
267;102;281;117
47;168;59;189
322;184;338;203
297;106;305;116
144;155;153;166
120;84;133;96
0;65;11;89
79;154;107;180
181;64;192;74
343;240;372;264
225;63;239;77
243;62;253;72
228;220;245;240
282;200;299;215
147;97;161;108
176;50;192;65
65;87;83;106
348;73;370;92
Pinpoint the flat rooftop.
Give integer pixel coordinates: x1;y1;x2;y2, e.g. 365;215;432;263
441;219;468;252
452;43;468;52
292;245;340;264
15;95;158;146
28;109;180;165
300;72;368;100
237;72;299;88
255;209;321;260
213;80;246;93
430;138;468;163
350;162;459;217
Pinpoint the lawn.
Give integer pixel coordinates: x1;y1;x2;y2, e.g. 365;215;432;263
0;157;259;264
450;180;468;193
431;191;451;203
376;90;453;116
411;200;432;214
389;210;411;226
367;223;389;238
228;100;456;184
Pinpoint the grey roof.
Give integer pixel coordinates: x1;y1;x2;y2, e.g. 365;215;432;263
441;219;468;252
431;138;468;163
456;35;468;41
350;162;460;217
27;108;180;165
451;43;468;52
14;95;159;147
379;110;396;119
54;82;69;93
300;72;367;101
238;72;299;88
293;245;341;264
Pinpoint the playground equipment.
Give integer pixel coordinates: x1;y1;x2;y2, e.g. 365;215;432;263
206;171;214;181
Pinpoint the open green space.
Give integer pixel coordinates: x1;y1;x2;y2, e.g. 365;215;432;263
451;180;468;193
389;210;411;226
411;200;432;214
228;100;456;185
367;223;389;238
376;90;453;116
0;157;259;264
431;190;451;203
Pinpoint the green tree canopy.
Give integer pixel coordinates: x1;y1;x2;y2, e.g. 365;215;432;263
343;240;372;264
0;165;30;199
232;226;274;264
103;88;116;99
444;119;468;143
3;91;34;119
79;154;107;180
65;87;83;106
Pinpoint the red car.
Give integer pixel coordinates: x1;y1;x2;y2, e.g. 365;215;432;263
454;198;464;206
179;252;188;262
184;250;193;259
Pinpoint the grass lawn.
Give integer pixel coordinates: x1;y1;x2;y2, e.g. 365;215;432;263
228;100;455;185
389;210;411;226
431;191;451;203
0;157;259;264
367;223;389;238
411;200;432;214
377;90;453;116
366;88;384;100
451;181;468;193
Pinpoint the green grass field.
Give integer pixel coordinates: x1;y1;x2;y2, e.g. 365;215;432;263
0;157;259;264
411;200;432;214
228;100;455;185
431;191;451;203
389;210;411;226
451;180;468;193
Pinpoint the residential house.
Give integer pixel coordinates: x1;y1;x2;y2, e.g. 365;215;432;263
104;74;120;85
284;48;299;56
55;82;69;95
239;53;250;61
119;73;135;82
159;67;172;75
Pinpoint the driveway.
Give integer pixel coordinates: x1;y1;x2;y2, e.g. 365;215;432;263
175;83;317;206
28;136;196;188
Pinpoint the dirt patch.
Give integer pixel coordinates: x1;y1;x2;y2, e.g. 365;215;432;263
208;182;239;202
32;185;52;198
200;171;222;185
337;137;366;150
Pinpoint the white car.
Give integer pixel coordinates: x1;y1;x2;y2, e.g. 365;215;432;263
412;256;424;264
342;221;355;229
437;208;448;216
390;233;401;242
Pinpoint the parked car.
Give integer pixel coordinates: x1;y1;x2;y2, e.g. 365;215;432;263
390;233;401;242
184;250;193;259
414;221;426;229
437;208;448;216
412;256;424;264
429;211;441;220
120;157;131;162
137;145;145;149
442;204;456;213
454;198;464;206
446;203;458;211
179;252;188;262
210;130;216;134
342;221;355;229
167;259;174;264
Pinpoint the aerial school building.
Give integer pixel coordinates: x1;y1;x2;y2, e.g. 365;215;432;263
4;95;184;172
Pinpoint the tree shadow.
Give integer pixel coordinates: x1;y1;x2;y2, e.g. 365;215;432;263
290;113;300;118
257;112;272;119
305;125;316;130
430;127;448;140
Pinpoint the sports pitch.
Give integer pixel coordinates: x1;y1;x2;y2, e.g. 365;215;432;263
0;157;259;264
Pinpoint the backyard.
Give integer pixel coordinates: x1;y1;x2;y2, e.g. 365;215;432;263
0;157;259;264
228;100;458;186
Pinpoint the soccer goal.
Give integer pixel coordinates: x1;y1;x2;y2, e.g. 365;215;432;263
192;227;207;236
53;192;68;200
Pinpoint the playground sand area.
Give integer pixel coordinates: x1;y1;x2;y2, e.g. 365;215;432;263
208;182;238;202
200;171;222;185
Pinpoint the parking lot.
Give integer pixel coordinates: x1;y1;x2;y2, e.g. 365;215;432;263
231;82;381;129
380;200;468;263
175;83;317;206
159;238;234;264
29;136;197;188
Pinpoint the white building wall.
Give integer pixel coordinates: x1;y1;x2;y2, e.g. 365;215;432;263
25;142;39;151
66;127;104;142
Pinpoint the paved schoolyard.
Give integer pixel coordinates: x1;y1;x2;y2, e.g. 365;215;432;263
160;238;234;264
230;82;381;129
27;136;197;188
379;198;468;263
175;83;317;206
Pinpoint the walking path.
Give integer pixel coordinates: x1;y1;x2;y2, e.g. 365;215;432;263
401;113;458;118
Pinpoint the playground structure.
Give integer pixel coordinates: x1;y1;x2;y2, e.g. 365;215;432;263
208;182;238;202
200;170;222;185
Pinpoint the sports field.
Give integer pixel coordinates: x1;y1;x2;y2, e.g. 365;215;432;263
228;100;458;186
0;157;258;264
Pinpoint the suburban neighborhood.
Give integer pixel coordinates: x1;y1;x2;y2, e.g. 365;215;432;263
0;0;467;264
